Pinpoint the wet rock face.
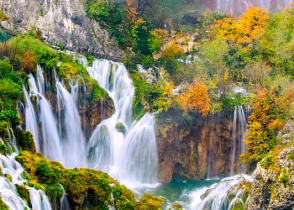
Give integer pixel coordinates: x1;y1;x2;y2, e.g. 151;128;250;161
156;109;238;183
0;0;123;60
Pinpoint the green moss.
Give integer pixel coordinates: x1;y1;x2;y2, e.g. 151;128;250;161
15;129;36;153
15;151;141;209
169;202;182;210
0;196;9;210
136;194;165;210
16;184;32;207
279;172;290;186
115;122;126;134
231;200;244;210
260;156;275;169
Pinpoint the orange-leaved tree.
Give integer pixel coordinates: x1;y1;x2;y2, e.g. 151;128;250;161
215;7;269;44
177;78;211;116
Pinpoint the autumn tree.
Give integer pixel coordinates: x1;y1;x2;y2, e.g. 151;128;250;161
215;7;269;44
241;88;289;163
177;78;211;116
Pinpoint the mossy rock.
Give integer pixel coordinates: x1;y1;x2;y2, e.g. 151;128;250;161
15;128;36;153
0;196;9;210
169;201;182;210
16;151;138;209
231;200;244;210
136;194;165;210
115;122;126;134
16;184;32;207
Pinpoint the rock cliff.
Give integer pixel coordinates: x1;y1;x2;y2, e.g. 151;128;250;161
155;109;242;183
0;0;123;60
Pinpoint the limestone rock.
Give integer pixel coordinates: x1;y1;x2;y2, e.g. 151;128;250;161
0;0;123;60
156;109;235;183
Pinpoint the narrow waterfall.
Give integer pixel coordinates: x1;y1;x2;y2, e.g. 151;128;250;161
0;153;52;210
229;106;247;175
87;60;158;187
216;0;292;14
27;71;64;164
56;80;87;167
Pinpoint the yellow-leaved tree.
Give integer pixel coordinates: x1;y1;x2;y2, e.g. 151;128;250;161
215;7;269;44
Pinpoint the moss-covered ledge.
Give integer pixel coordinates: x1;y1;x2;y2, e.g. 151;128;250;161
15;151;165;210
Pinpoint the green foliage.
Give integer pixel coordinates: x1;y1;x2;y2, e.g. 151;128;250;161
279;172;290;186
130;70;173;119
15;129;36;153
260;156;275;169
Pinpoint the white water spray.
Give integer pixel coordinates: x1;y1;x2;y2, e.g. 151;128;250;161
230;106;247;175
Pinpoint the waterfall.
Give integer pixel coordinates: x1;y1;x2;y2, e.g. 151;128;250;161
23;87;39;151
216;0;292;14
28;71;64;163
188;174;252;210
230;106;247;175
23;59;159;188
87;59;159;187
56;80;87;168
0;153;52;210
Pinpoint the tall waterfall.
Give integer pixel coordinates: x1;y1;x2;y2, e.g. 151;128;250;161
216;0;292;14
229;106;247;175
23;59;158;188
87;60;158;187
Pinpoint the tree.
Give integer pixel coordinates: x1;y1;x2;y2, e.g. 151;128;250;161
241;88;288;163
215;7;269;44
177;78;211;116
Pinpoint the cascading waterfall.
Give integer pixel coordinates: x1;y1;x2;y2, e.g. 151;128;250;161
24;65;87;168
27;70;64;163
87;60;158;187
188;174;252;210
23;59;158;189
56;79;87;168
216;0;292;14
230;106;247;175
0;153;51;210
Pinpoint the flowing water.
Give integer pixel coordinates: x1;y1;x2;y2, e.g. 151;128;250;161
229;106;248;175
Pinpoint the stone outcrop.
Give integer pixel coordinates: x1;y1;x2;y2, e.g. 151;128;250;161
0;0;123;61
246;120;294;210
156;109;241;183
